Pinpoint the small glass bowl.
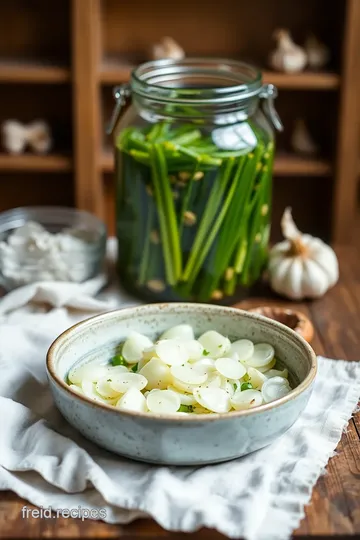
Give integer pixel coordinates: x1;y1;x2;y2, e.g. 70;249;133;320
0;206;107;291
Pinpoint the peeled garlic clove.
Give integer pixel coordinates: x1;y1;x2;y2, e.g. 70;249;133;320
231;389;263;410
261;376;291;403
146;389;181;413
116;388;147;413
193;387;231;413
215;357;246;379
184;339;204;360
122;331;153;362
170;364;208;385
246;343;275;368
109;373;147;393
139;358;172;390
266;368;289;379
247;367;267;389
230;339;254;361
167;385;197;405
159;324;194;341
198;330;231;358
155;339;189;366
95;377;121;399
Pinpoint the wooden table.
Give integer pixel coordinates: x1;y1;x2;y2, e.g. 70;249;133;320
0;245;359;538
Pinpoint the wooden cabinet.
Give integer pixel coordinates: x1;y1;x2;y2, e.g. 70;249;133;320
0;0;359;242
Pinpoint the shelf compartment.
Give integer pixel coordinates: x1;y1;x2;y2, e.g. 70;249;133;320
0;154;72;172
0;60;70;83
99;59;340;90
100;150;331;177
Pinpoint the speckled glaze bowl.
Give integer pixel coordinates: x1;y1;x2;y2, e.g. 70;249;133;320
46;303;317;466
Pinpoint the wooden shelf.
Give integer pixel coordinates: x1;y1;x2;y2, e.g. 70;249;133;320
274;154;332;176
100;150;331;177
0;154;72;172
99;59;340;90
0;60;70;83
263;71;340;90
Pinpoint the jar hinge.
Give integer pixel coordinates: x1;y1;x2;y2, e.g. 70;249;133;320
259;84;283;132
106;84;132;135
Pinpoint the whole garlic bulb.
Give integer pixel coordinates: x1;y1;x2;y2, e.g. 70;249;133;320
269;28;307;73
305;35;330;70
151;37;185;61
291;118;318;155
268;208;339;300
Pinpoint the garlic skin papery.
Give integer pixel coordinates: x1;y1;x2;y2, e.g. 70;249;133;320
291;118;318;155
269;29;307;73
268;208;339;300
151;37;185;61
305;35;330;70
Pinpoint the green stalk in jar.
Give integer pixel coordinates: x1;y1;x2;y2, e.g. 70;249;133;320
116;121;274;301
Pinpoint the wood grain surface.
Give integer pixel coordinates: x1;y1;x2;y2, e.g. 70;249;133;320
0;244;359;538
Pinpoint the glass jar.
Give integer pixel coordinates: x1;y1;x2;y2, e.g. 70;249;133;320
109;58;282;303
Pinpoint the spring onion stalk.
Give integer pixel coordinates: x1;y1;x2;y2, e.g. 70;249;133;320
116;121;274;301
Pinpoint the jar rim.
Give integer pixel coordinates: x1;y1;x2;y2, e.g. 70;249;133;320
131;58;263;105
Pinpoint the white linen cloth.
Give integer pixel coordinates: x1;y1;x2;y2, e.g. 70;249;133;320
0;239;359;540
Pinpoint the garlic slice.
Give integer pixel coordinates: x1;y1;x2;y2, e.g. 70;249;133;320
215;357;246;379
155;339;189;366
170;364;208;385
122;331;153;362
245;343;275;368
230;339;254;361
265;368;289;379
68;362;115;385
193;387;231;413
95;377;121;399
139;358;172;390
184;339;204;360
167;386;197;405
109;373;147;393
159;324;194;341
198;330;231;358
116;388;147;412
247;367;267;389
261;376;291;403
192;357;216;375
146;389;181;414
231;389;263;410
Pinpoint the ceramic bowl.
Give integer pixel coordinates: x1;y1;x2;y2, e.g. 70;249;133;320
46;303;317;466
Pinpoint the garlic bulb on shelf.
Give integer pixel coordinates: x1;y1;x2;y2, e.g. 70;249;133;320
269;29;307;73
305;35;330;70
26;121;52;154
151;37;185;61
1;119;52;155
268;208;339;300
291;118;318;155
1;120;27;154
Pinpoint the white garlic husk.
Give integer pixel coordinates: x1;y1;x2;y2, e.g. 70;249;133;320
305;35;330;70
268;208;339;300
291;118;318;155
151;37;185;61
1;120;27;154
269;28;307;73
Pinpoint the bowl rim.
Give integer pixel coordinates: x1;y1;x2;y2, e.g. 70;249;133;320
46;303;317;422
